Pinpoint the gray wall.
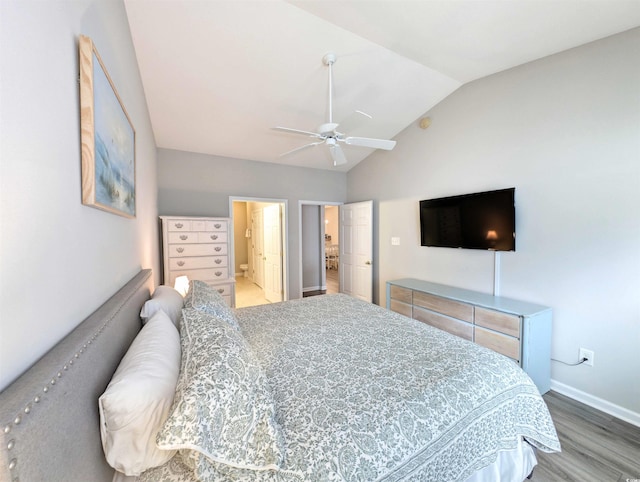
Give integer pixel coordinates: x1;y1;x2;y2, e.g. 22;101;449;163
348;29;640;416
0;0;159;390
157;149;347;299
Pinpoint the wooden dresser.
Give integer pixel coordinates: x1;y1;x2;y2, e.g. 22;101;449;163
160;216;235;307
386;278;551;394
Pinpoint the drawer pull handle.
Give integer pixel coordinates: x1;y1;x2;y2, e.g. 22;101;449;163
215;247;222;252
214;224;221;229
215;271;222;277
175;223;183;228
215;259;222;264
217;289;224;294
177;261;185;267
210;234;218;240
180;235;188;240
176;247;184;253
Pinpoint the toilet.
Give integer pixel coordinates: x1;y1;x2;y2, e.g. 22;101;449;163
239;263;249;278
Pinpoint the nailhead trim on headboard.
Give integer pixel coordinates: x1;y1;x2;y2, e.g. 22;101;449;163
0;270;152;482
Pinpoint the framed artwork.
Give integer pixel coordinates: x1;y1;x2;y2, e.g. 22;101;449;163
79;35;135;218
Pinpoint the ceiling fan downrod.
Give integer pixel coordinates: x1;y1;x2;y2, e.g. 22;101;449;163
322;52;337;125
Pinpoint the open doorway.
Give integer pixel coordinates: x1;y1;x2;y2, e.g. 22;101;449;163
299;201;341;297
230;198;288;308
324;205;339;294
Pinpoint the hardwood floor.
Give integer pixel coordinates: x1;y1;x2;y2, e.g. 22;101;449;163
533;391;640;482
326;266;339;294
303;268;340;297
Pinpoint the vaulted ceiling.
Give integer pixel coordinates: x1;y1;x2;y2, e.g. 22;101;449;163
124;0;640;171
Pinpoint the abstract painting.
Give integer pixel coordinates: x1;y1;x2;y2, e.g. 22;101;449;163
79;35;135;218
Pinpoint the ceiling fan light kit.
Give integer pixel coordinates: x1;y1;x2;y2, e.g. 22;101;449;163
272;52;397;167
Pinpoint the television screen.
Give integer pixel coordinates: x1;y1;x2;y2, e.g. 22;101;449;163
419;188;515;251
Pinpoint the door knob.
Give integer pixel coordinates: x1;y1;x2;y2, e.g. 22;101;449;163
365;261;372;265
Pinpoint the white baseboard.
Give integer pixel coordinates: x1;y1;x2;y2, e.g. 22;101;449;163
550;379;640;427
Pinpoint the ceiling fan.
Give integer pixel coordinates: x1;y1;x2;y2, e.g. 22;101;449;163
272;53;397;167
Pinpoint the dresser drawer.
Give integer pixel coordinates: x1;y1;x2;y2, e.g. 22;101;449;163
413;306;473;341
413;291;473;323
169;244;221;257
199;232;228;243
169;256;228;270
475;307;520;338
209;220;228;232
190;220;228;232
168;268;229;286
209;282;234;297
475;326;520;361
166;219;192;231
168;232;199;244
390;285;412;304
390;299;412;317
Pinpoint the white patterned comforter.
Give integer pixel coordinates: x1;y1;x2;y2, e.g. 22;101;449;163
142;294;560;481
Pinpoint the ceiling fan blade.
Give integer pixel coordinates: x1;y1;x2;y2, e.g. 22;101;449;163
335;110;372;136
328;142;347;166
272;126;323;138
344;136;396;150
279;141;324;157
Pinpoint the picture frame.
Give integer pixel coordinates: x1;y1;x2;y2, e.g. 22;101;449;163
79;35;136;218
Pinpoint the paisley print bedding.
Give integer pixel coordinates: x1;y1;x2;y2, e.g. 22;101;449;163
138;294;560;481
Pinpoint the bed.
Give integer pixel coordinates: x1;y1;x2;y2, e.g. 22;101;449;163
0;270;560;482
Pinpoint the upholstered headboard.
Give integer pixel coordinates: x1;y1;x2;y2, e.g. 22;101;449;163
0;269;152;482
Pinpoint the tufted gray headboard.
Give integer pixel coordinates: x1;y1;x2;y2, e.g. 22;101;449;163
0;269;152;482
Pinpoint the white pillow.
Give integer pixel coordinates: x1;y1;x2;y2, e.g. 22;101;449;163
99;310;181;476
140;285;184;327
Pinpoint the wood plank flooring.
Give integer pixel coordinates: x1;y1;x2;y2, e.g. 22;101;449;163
303;268;339;297
532;391;640;482
326;267;339;294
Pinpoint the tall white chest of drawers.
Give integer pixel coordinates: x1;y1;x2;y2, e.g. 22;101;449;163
160;216;235;307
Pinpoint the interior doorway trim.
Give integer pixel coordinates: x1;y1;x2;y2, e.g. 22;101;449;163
229;196;289;302
298;200;342;298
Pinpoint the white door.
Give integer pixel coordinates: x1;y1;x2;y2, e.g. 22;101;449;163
339;201;373;302
251;209;264;288
263;204;283;303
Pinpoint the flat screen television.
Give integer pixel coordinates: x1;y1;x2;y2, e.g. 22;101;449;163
419;188;515;251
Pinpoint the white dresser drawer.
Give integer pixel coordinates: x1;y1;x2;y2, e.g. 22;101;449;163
210;221;227;231
206;281;235;307
168;268;229;286
168;232;199;244
209;282;234;297
199;232;228;243
169;256;228;270
210;244;227;255
190;220;228;232
166;219;228;232
166;220;192;231
169;244;219;257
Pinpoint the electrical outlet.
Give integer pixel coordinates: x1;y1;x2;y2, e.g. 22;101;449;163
391;237;400;246
579;348;594;367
